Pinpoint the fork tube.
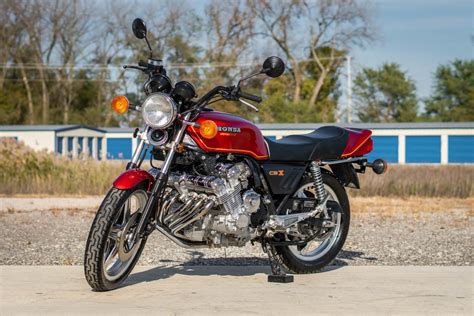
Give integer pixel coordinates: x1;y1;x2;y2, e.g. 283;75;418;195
127;126;150;170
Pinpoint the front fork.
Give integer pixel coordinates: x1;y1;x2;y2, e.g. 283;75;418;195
126;126;150;170
131;113;192;243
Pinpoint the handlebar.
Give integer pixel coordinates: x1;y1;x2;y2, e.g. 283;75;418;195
123;59;163;75
138;60;148;67
237;91;262;103
123;65;147;71
123;61;264;113
193;86;262;113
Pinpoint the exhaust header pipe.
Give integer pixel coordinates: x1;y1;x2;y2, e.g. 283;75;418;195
367;159;388;175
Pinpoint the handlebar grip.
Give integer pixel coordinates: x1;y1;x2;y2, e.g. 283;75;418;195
238;91;262;103
138;60;148;67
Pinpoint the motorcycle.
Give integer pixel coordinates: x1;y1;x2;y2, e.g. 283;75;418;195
84;18;387;291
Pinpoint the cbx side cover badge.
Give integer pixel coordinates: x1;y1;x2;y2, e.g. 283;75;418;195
262;163;306;195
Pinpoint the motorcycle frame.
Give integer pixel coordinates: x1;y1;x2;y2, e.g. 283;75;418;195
116;120;370;248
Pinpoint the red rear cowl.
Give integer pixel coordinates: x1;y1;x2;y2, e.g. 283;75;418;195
341;128;373;158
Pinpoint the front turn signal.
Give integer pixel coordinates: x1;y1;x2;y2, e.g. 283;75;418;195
199;120;218;139
111;96;129;114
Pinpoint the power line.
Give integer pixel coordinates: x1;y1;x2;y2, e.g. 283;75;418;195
0;56;348;70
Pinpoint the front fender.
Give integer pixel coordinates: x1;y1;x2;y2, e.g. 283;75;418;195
113;169;155;191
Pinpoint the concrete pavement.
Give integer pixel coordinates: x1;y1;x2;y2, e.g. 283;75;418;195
1;265;472;315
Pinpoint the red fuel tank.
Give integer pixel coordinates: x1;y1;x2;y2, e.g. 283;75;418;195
186;111;269;160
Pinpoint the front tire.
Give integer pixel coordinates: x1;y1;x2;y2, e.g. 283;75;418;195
275;172;350;273
84;186;148;291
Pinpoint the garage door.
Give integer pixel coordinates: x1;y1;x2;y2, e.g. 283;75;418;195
367;136;398;163
107;138;132;160
406;136;441;163
449;136;474;163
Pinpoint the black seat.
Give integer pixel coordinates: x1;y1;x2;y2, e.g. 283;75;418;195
265;126;349;162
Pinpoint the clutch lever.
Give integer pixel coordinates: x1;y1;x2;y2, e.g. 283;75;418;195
220;87;259;112
239;98;259;112
122;65;147;72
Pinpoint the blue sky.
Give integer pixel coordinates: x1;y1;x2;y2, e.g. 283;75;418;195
188;0;473;101
352;0;473;98
123;0;473;103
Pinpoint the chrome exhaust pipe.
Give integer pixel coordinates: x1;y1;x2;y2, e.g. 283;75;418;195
171;199;215;234
154;224;207;249
159;191;179;224
168;195;206;230
164;195;196;225
155;188;172;221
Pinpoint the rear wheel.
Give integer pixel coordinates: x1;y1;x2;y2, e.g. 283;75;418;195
84;186;148;291
275;172;350;273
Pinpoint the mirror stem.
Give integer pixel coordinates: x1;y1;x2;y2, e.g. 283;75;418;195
144;36;153;58
237;70;263;87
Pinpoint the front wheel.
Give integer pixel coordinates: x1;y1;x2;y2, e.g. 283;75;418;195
275;172;350;273
84;186;148;291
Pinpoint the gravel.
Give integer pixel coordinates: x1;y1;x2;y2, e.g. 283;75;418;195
0;197;471;266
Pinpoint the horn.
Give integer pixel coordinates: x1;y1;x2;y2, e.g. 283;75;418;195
147;128;169;147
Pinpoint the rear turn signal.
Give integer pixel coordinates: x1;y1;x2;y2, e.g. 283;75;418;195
367;159;388;175
199;120;218;139
111;96;129;114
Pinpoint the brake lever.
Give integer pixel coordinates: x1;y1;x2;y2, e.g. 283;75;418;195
239;98;259;112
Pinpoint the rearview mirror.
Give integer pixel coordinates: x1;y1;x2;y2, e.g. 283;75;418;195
262;56;285;78
132;18;147;39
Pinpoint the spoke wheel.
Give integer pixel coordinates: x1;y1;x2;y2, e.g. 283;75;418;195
288;184;342;262
102;190;147;282
274;172;350;274
84;186;149;291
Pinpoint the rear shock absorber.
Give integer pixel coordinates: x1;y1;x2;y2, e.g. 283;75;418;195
309;161;327;203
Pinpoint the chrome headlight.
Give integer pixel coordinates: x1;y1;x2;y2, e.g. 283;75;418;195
142;93;177;129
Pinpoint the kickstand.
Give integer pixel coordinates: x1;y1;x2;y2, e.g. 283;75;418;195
264;243;294;283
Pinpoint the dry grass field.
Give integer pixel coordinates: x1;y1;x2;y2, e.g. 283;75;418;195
2;140;471;267
1;139;473;198
352;165;473;198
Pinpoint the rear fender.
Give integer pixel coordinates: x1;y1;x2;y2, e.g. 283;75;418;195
113;169;155;191
329;163;360;189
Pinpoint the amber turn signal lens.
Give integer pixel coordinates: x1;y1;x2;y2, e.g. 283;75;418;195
199;120;218;139
111;96;129;114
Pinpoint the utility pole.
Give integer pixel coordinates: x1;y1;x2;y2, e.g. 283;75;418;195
346;55;352;123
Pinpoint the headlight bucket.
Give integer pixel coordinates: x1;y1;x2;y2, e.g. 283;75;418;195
142;93;177;129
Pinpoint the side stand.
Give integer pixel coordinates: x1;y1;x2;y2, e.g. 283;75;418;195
265;244;294;283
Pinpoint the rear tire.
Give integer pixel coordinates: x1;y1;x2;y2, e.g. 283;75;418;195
84;186;148;291
275;172;350;273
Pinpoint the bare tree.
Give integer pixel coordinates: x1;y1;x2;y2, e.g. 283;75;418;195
306;0;374;107
2;0;36;123
55;0;94;123
250;0;373;107
7;0;64;124
248;0;305;104
205;0;254;64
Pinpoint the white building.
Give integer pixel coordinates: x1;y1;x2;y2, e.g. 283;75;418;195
1;122;473;164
